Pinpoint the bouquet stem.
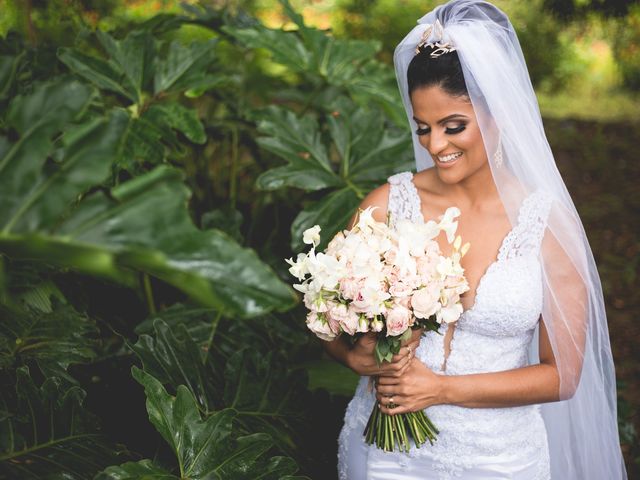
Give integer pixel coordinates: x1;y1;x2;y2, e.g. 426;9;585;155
363;403;438;452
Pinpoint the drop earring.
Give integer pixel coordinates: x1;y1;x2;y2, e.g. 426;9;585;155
493;137;503;168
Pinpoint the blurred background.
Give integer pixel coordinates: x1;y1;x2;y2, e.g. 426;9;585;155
0;1;637;479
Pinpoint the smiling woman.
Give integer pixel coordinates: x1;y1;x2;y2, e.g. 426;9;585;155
323;1;627;479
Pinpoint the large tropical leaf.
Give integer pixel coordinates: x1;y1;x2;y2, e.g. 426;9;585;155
0;79;297;317
0;366;125;479
0;302;97;377
131;318;219;413
96;367;307;480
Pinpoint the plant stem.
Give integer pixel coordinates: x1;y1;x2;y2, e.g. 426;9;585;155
142;273;155;314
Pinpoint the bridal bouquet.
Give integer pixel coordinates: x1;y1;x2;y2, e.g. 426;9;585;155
286;206;469;452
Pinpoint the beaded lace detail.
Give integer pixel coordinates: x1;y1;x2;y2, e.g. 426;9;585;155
387;171;424;228
337;171;553;480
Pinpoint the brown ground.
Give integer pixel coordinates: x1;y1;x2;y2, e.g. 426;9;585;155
544;117;640;476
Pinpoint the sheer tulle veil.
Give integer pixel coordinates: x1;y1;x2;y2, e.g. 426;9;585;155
393;1;627;478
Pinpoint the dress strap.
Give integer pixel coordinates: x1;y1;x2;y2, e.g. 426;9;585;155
387;171;424;228
499;190;553;261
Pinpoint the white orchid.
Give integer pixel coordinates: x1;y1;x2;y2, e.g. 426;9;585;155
303;225;322;246
285;252;310;281
438;206;461;243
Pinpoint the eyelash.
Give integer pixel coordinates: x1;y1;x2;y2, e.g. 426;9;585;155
415;124;467;136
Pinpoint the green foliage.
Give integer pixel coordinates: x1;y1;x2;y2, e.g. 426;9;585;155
58;27;222;172
254;100;412;251
613;4;640;91
0;69;295;316
0;366;125;479
225;0;405;124
94;367;306;480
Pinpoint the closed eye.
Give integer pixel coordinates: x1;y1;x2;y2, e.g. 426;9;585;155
415;124;467;136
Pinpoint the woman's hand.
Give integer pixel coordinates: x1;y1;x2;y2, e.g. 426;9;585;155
375;358;444;415
346;328;424;377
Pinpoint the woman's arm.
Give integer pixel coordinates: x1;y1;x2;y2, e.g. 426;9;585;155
375;318;560;413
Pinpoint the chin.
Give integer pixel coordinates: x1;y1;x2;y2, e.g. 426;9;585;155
435;165;466;184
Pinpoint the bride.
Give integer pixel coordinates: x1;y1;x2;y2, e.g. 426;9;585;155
322;1;627;479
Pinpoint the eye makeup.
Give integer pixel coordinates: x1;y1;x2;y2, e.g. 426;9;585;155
414;123;467;136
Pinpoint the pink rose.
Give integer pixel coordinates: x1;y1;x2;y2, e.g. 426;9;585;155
389;281;413;298
394;295;411;309
385;304;411;337
339;277;362;300
412;283;441;319
328;303;360;335
306;311;338;341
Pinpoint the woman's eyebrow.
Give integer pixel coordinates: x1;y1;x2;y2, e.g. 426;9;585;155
412;113;469;125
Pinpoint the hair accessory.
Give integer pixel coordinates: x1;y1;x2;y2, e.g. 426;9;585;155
415;19;457;57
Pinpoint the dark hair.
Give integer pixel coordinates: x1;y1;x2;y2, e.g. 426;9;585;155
407;46;468;97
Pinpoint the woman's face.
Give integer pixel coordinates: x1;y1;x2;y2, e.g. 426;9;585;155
410;85;489;184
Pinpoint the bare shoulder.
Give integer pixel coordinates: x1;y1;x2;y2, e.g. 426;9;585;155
347;182;391;229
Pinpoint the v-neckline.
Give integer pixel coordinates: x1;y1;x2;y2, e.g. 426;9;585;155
407;173;529;317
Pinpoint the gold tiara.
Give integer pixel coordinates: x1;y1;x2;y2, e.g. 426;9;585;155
415;19;457;57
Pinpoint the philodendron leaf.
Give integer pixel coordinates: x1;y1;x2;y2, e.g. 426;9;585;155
131;318;219;414
153;39;219;94
127;367;304;480
0;302;97;376
95;29;156;103
0;79;296;317
255;106;341;191
0;367;125;478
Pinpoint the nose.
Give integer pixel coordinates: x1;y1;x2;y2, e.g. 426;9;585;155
425;129;449;155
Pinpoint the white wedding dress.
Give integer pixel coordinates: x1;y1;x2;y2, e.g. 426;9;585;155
337;171;553;480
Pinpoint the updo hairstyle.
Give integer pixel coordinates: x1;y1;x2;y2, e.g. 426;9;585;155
407;45;468;98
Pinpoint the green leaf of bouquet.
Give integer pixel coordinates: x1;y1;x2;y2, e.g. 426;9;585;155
0;366;124;478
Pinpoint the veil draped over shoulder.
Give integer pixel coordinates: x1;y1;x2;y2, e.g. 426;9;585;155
393;1;627;478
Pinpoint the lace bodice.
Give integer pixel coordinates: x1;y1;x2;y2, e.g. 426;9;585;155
338;171;553;480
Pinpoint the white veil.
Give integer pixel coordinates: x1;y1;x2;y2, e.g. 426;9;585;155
394;1;627;478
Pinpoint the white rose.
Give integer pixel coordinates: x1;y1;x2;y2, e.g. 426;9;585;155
370;316;384;332
436;302;463;324
412;284;441;319
303;225;321;246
